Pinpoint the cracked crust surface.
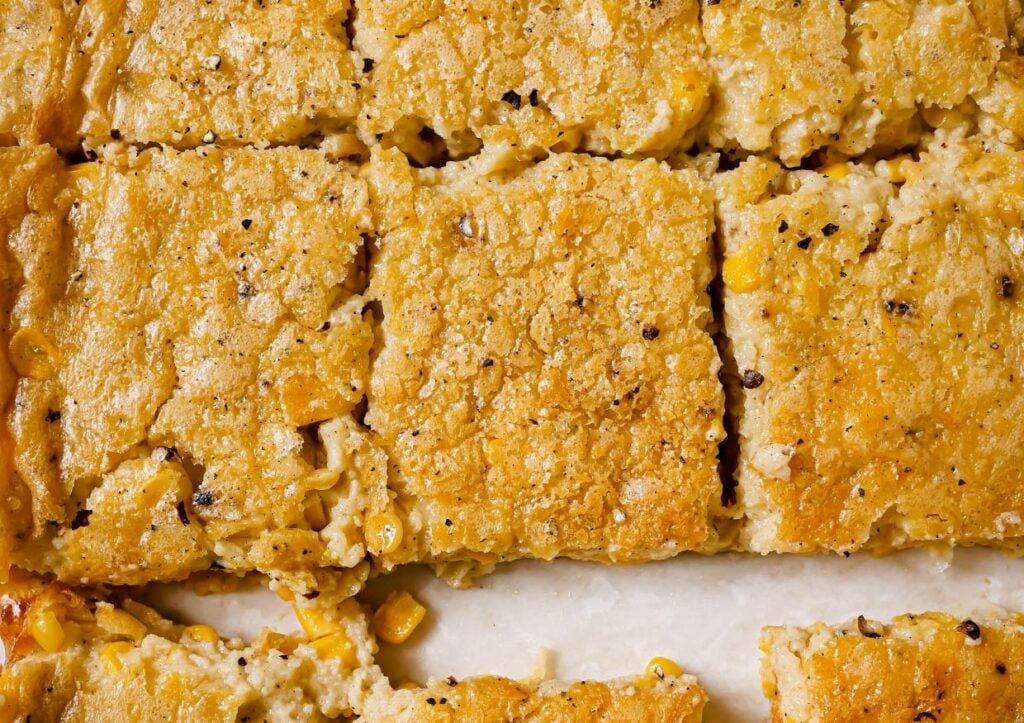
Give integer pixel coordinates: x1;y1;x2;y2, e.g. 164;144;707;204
3;146;383;587
354;0;710;159
719;138;1024;553
761;611;1024;723
367;148;725;569
703;0;1024;165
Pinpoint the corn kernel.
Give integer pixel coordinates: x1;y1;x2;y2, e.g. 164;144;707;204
879;155;912;184
820;162;850;180
100;641;135;672
373;590;427;645
28;609;65;652
295;606;343;640
184;624;220;644
139;468;179;508
365;511;403;555
276;585;295;603
9;327;58;380
722;253;761;293
647;656;684;679
309;631;358;667
95;604;148;642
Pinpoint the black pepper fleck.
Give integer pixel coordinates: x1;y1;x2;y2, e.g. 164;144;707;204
241;218;252;230
997;663;1007;674
193;490;214;506
1000;275;1015;298
821;223;840;237
70;508;92;530
796;237;811;250
45;409;61;423
528;88;539;107
480;357;494;367
501;89;522;109
778;220;789;233
642;325;660;340
956;619;981;640
362;58;374;72
857;615;882;638
913;714;937;722
741;370;765;389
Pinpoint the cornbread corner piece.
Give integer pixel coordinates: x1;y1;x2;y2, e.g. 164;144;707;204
76;0;362;148
719;139;1024;554
703;0;1021;164
361;670;707;722
0;571;381;721
354;0;710;161
366;148;725;569
5;146;387;586
0;0;81;147
761;611;1024;723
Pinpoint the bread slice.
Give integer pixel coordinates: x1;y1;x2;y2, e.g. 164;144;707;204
366;148;726;570
354;0;710;160
761;611;1024;722
2;146;380;588
719;137;1024;553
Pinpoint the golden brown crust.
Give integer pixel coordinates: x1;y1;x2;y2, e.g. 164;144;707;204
362;674;707;723
761;612;1024;723
76;0;361;148
366;148;725;568
4;147;380;586
719;139;1024;553
0;571;380;721
703;0;1024;164
354;0;710;159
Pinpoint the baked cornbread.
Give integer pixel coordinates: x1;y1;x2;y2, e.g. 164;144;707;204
0;571;380;720
703;0;1023;165
0;0;362;149
3;145;384;588
761;611;1024;722
353;0;710;161
2;571;709;721
0;0;81;148
719;138;1024;553
76;0;362;149
360;671;707;722
366;148;725;570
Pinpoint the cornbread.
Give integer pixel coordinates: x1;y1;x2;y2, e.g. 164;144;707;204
360;671;707;722
0;0;82;148
2;571;710;720
761;612;1024;722
354;0;710;160
719;138;1024;553
0;571;379;721
703;0;1023;164
367;148;725;569
3;146;384;587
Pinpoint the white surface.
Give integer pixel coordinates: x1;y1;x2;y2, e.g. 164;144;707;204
149;548;1023;722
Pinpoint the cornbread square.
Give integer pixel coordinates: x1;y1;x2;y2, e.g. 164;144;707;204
362;672;707;722
0;0;81;147
761;612;1024;722
354;0;710;160
4;146;384;586
75;0;362;148
719;139;1024;553
0;572;380;720
703;0;1020;164
367;148;725;568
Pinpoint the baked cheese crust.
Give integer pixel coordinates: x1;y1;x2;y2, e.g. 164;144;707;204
0;571;380;721
366;148;726;569
2;146;384;587
348;0;709;159
719;137;1024;553
703;0;1024;165
761;612;1024;722
1;571;708;722
361;673;707;722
